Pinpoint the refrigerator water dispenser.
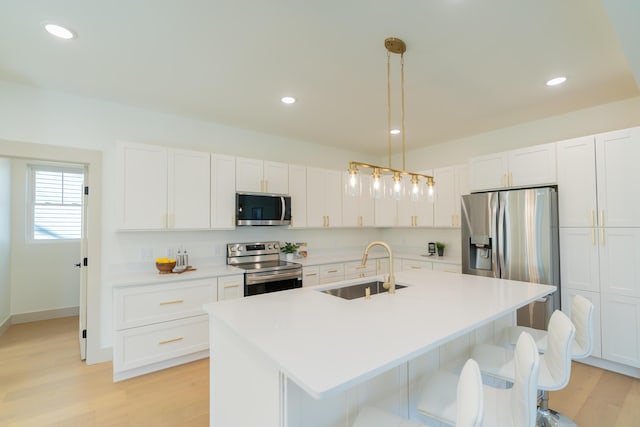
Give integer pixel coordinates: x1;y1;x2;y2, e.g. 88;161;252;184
469;235;492;271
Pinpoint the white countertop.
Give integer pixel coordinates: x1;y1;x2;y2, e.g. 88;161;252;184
204;269;554;399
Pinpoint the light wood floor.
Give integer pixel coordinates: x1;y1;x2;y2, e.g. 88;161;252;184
1;317;639;427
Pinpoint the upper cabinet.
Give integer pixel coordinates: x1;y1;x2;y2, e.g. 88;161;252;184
373;176;397;227
288;165;307;228
117;142;210;230
596;127;640;227
397;171;434;227
556;136;597;227
306;167;342;228
210;154;236;229
342;174;375;227
434;164;468;227
236;157;288;194
557;127;640;228
469;142;556;192
168;149;211;229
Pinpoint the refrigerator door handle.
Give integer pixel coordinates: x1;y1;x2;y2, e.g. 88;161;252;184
498;199;506;276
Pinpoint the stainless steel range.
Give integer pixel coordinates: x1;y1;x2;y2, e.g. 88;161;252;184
227;241;302;296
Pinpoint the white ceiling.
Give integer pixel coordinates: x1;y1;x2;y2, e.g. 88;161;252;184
1;0;638;156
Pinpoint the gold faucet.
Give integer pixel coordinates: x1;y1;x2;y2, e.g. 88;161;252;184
361;241;395;294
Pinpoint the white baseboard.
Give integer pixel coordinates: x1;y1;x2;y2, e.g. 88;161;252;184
0;314;10;336
579;356;640;379
11;306;79;324
113;350;209;382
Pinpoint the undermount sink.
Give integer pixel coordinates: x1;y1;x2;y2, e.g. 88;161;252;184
320;281;407;300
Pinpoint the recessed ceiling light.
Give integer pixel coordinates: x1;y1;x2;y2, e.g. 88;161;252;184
390;129;401;135
546;76;567;86
44;23;76;39
281;96;296;104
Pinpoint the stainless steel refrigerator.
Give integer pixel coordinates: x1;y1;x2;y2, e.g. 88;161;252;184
461;187;559;329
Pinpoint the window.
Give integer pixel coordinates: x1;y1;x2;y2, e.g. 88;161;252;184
29;164;84;240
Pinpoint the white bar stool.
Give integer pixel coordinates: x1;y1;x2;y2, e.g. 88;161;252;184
353;359;483;427
472;310;576;427
418;333;539;427
503;295;594;426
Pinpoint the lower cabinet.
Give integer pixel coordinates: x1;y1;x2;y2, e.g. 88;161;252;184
217;274;244;300
344;261;376;280
113;275;242;381
303;266;320;287
401;259;433;271
319;263;345;284
433;262;462;274
601;293;640;368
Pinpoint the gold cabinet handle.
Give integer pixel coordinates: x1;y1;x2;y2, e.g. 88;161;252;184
162;213;168;228
159;299;184;306
264;180;268;193
305;273;317;277
327;269;339;273
224;284;240;289
591;210;596;228
600;228;605;246
327;216;330;227
600;210;604;227
159;337;184;345
410;266;421;269
591;229;596;246
509;172;513;186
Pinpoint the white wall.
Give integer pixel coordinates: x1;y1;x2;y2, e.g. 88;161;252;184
0;158;11;327
9;159;80;316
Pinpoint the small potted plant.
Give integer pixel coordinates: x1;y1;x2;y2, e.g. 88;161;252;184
436;242;446;257
281;242;299;261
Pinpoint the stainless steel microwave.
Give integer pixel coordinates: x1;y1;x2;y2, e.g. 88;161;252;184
236;193;291;226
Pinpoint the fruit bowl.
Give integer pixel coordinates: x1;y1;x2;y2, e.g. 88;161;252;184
155;261;176;274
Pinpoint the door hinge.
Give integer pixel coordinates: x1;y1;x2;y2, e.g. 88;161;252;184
82;329;87;339
84;186;89;195
83;257;88;267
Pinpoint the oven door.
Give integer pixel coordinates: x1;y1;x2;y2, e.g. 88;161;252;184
245;269;302;297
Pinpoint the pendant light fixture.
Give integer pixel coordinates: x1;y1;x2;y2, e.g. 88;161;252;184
347;37;434;201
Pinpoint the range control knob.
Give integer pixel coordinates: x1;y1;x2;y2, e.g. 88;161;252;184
273;243;279;250
235;245;242;252
267;244;273;250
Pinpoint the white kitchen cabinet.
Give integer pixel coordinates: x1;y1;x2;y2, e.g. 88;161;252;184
397;171;434;227
288;165;307;228
559;228;600;293
113;277;217;381
236;157;288;194
373;176;397;227
599;228;640;298
319;263;345;284
556;136;597;227
306;167;342;228
117;142;213;230
217;275;244;300
210;154;236;229
561;288;602;358
168;149;211;229
302;266;320;287
342;174;375;227
601;294;640;368
596;127;640;227
344;261;376;280
434;165;468;228
469;142;556;192
117;141;168;230
401;259;433;272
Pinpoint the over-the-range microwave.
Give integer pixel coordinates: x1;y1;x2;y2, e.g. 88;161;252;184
236;193;291;226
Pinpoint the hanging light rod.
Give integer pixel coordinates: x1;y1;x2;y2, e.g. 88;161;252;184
347;37;434;201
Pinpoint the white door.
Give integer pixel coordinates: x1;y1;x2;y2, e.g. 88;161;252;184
263;161;289;194
78;165;88;360
211;154;236;229
601;294;640;367
434;166;455;227
508;142;557;188
168;149;210;229
468;152;508;191
559;228;600;293
599;228;640;298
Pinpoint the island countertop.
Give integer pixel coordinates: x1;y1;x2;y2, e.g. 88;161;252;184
204;269;555;399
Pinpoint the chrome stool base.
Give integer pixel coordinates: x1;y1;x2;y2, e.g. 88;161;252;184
536;407;578;427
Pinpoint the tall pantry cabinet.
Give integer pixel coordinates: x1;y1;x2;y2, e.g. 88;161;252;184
557;127;640;369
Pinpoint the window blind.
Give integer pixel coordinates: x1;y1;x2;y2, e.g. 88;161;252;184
31;166;84;240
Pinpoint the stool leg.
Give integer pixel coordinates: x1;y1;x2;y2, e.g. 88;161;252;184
536;390;578;427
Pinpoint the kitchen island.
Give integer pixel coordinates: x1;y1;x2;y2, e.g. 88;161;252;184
204;269;555;427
